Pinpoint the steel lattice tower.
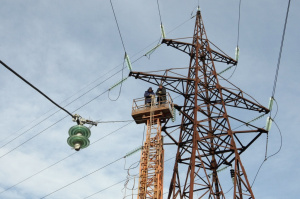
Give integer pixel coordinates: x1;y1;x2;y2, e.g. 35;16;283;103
130;9;269;199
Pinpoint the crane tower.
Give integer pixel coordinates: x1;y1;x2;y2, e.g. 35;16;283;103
130;8;269;199
132;94;174;198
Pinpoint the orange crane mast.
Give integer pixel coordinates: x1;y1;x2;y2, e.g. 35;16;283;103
132;94;174;199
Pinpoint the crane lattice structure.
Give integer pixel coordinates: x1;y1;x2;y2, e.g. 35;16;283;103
130;8;269;199
132;94;174;198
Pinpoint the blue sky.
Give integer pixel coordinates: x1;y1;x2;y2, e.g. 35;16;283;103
0;0;299;198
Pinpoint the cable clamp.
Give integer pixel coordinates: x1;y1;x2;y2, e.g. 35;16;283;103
72;114;98;126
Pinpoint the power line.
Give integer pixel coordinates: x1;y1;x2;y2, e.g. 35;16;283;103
83;178;130;199
166;15;194;35
0;88;110;160
0;152;77;195
0;14;196;160
0;12;199;198
2;8;194;149
108;0;131;101
266;120;283;159
227;0;242;80
251;120;282;188
97;120;134;123
90;121;134;145
0;0;129;128
0;60;74;117
253;0;290;188
0;45;141;149
0;66;123;150
109;0;127;53
237;0;242;47
0;122;134;195
224;186;234;195
0;114;68;160
1;12;192;146
42;144;146;199
40;156;124;199
108;60;126;101
0;109;60;150
83;157;175;198
156;0;163;25
0;55;141;157
0;56;128;147
1;48;149;150
271;0;291;100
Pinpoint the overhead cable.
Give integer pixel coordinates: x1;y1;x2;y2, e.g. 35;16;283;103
96;120;134;123
0;122;134;195
0;114;69;160
0;60;74;118
0;68;123;150
156;0;163;25
0;88;110;160
251;120;282;188
84;178;130;199
271;0;291;101
40;156;124;199
0;61;122;146
262;0;290;180
108;60;126;101
237;0;242;47
83;157;175;198
42;146;144;199
227;0;242;79
109;0;126;53
0;49;147;154
0;14;196;155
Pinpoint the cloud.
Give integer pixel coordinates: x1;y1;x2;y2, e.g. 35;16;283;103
0;0;299;198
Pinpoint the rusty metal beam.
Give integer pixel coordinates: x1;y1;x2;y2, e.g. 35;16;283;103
131;9;267;199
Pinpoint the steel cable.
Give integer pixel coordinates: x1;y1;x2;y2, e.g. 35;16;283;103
271;0;291;105
1;7;194;150
0;67;122;150
227;0;242;80
0;122;134;195
0;60;74;117
251;120;282;188
83;157;175;199
40;156;124;199
109;0;126;53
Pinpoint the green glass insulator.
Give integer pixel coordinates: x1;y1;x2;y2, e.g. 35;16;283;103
67;135;90;151
68;125;91;138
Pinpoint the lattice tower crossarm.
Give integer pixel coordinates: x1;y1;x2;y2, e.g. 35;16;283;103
130;9;270;199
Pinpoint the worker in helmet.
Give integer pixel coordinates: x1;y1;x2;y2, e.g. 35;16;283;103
144;87;155;106
156;84;166;105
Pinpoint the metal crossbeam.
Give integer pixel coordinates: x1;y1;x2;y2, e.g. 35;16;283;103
131;9;269;199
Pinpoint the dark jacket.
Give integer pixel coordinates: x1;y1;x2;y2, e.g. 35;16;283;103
144;89;155;104
156;87;166;102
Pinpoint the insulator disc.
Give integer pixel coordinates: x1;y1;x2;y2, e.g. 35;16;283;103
68;125;91;138
67;135;90;149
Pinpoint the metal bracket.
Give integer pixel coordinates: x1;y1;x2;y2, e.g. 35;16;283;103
72;114;98;126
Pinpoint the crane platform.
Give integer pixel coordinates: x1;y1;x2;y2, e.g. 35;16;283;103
131;92;174;124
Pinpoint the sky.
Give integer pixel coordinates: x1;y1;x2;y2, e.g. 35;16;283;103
0;0;299;198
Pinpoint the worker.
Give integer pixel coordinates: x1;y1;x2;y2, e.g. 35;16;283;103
144;87;155;106
156;84;166;105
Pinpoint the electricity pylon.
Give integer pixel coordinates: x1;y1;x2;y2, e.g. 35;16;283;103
130;8;269;199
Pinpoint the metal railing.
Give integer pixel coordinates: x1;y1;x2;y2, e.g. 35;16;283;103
132;92;173;114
